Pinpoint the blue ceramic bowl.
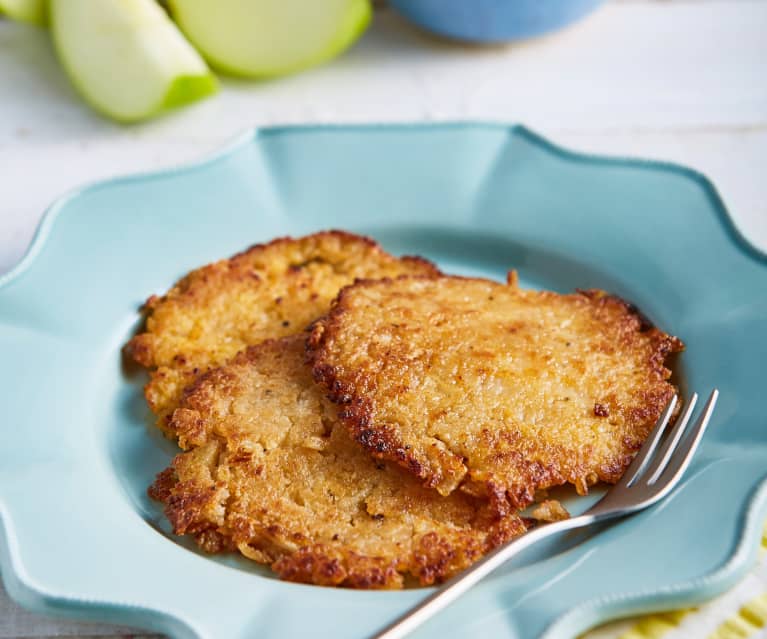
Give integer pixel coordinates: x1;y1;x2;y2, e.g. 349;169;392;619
389;0;607;43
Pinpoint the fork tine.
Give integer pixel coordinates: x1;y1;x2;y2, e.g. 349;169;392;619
642;392;698;485
649;389;719;491
622;393;678;487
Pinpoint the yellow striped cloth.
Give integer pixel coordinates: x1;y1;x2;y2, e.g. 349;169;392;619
582;523;767;639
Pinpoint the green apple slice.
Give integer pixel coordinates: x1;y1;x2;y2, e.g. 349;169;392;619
0;0;46;25
169;0;372;78
50;0;217;122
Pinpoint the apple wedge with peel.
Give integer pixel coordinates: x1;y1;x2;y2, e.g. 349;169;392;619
50;0;217;123
169;0;372;78
0;0;46;25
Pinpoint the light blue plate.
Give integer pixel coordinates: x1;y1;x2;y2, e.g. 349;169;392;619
1;123;766;639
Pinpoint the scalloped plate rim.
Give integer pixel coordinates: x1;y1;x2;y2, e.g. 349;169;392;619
1;121;765;639
1;122;764;292
543;473;767;638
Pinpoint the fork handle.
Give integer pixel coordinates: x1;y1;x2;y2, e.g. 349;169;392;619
370;513;597;639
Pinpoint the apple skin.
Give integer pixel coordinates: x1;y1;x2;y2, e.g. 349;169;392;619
168;0;372;78
50;0;217;123
0;0;47;25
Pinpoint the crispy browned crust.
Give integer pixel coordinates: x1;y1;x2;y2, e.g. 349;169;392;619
308;275;683;513
149;335;527;589
124;231;439;442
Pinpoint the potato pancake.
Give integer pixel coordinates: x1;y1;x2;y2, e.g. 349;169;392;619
308;275;683;513
125;231;438;442
150;336;527;588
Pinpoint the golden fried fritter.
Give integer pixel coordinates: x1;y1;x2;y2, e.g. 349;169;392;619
150;336;527;588
308;275;683;513
125;231;438;441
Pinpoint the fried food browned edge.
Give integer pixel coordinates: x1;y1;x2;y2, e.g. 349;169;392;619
149;336;527;588
308;274;683;514
124;231;439;444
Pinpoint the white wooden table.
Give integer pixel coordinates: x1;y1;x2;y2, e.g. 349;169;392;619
1;1;765;637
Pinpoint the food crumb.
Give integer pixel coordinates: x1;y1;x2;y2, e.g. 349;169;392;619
531;499;570;522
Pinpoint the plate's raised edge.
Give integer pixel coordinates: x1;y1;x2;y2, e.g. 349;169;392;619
510;125;767;264
0;122;766;639
247;122;767;265
0;128;259;290
543;470;767;638
0;504;201;639
0;122;765;294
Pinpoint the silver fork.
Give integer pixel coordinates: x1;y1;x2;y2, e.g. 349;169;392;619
371;390;719;639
